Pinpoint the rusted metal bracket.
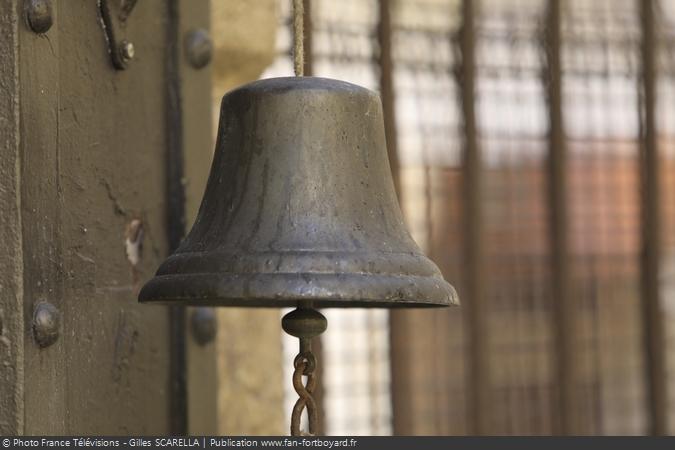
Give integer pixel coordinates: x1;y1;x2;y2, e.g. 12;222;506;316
98;0;138;70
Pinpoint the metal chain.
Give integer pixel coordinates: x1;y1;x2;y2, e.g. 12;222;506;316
290;351;318;436
282;306;326;436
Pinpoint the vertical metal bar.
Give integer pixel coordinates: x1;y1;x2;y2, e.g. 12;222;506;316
166;0;188;435
376;0;410;435
378;0;401;196
544;0;577;435
458;0;490;436
639;0;667;436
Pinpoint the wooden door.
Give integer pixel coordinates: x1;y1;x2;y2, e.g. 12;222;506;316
0;0;216;435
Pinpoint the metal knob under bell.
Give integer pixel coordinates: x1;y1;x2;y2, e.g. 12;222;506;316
139;76;458;308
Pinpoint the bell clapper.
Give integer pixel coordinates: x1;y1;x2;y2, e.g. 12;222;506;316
281;305;327;436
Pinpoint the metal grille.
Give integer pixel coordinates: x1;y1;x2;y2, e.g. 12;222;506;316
475;0;555;434
562;0;646;434
260;0;674;435
388;0;665;436
312;0;393;435
389;0;468;435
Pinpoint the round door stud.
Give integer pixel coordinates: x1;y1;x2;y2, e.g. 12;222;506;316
119;40;135;63
25;0;53;34
185;29;212;70
32;301;60;348
190;307;217;346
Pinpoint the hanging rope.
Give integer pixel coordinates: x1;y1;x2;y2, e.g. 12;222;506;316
293;0;305;76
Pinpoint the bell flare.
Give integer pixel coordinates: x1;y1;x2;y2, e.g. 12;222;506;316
139;76;458;308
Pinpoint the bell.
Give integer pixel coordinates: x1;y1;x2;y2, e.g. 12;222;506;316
139;76;457;308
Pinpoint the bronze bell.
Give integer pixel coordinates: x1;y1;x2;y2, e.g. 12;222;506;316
139;76;457;308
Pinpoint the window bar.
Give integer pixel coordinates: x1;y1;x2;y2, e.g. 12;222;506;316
458;0;490;435
377;0;400;196
544;0;578;435
166;0;188;435
638;0;667;436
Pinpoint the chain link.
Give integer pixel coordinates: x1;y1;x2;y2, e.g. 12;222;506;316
290;351;318;436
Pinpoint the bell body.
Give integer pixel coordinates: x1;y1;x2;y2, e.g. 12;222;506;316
139;77;458;308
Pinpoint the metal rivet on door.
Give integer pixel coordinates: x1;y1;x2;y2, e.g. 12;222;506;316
25;0;53;34
119;40;135;63
32;302;60;349
184;29;212;69
190;307;217;346
99;0;138;70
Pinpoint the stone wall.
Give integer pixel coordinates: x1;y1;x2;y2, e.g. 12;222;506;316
209;0;285;435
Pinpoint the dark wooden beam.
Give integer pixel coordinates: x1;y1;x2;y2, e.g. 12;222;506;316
638;0;667;436
544;0;578;435
166;0;188;435
458;0;490;436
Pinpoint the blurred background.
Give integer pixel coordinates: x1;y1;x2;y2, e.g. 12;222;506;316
207;0;675;436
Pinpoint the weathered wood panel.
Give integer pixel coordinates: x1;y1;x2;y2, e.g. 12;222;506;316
20;0;67;434
0;0;24;436
18;0;173;434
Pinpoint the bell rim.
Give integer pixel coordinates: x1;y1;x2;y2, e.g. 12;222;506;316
138;272;459;308
156;250;447;278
